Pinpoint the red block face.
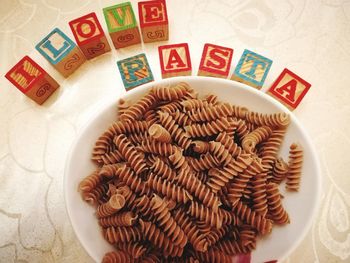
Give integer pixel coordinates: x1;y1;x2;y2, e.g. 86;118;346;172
199;43;234;78
69;12;104;45
5;56;45;93
268;68;311;110
138;0;168;27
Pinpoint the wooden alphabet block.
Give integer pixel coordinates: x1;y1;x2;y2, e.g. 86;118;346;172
117;53;154;90
231;49;272;89
5;56;59;105
138;0;169;43
35;28;86;77
267;68;311;110
198;43;233;78
69;12;111;59
103;2;141;49
158;43;192;78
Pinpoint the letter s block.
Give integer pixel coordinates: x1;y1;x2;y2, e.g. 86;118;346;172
5;56;59;105
231;49;272;89
35;28;86;77
103;2;141;49
198;43;233;78
117;53;154;90
158;43;192;79
138;0;169;43
267;68;311;111
69;12;111;59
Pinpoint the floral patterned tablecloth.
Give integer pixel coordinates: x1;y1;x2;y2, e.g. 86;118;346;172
1;0;349;262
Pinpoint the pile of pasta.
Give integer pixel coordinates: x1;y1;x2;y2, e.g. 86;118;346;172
78;82;304;263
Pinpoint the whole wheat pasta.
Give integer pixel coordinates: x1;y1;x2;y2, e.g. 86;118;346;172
78;82;304;262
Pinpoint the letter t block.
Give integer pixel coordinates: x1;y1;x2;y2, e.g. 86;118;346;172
231;49;272;89
69;12;111;59
267;68;311;111
5;56;59;105
103;2;141;49
138;0;169;43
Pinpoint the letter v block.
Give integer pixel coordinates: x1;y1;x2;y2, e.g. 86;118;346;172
69;12;111;59
198;43;233;78
231;49;272;89
5;56;59;105
117;53;154;90
35;28;86;77
103;2;141;49
138;0;169;43
267;68;311;111
158;43;192;79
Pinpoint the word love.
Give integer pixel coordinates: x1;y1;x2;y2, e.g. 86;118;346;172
119;43;311;111
5;0;168;104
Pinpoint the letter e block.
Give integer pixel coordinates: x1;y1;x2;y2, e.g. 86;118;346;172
35;28;86;77
103;2;141;49
198;43;233;78
69;12;111;59
5;56;59;105
267;68;311;111
138;0;169;43
158;43;192;78
117;53;154;90
231;49;272;89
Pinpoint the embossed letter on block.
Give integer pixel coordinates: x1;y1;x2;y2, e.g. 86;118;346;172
267;68;311;111
231;49;272;89
103;2;141;49
35;28;86;77
198;43;233;78
117;53;154;90
69;12;111;59
158;43;192;78
5;56;59;104
138;0;169;43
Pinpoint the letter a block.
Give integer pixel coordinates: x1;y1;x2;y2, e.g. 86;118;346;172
138;0;169;43
198;43;233;78
117;53;154;90
267;68;311;111
35;28;86;77
69;12;111;59
158;43;192;79
5;56;59;105
103;2;141;49
231;49;272;89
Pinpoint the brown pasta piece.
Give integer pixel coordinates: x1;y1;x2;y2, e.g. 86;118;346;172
205;224;230;247
144;109;159;126
251;169;269;217
192;140;210;153
99;211;137;227
141;138;177;156
132;195;154;221
266;183;290;224
151;157;178;182
120;92;157;121
239;224;258;247
158;100;183;113
153;82;192;101
194;248;233;263
99;150;124;165
115;242;147;259
270;157;289;184
215;132;242;157
245;111;291;128
208;141;233;166
81;183;109;205
187;153;219;172
286;143;303;191
127;132;149;146
114;134;147;175
96;194;125;218
188;201;222;229
104;226;143;244
235;119;249;142
184;117;230;138
171;109;193;126
148;124;172;143
78;169;102;193
188;103;233;122
214;239;251;255
102;250;133;263
181;99;210;111
242;126;272;153
204;94;219;105
117;98;131;117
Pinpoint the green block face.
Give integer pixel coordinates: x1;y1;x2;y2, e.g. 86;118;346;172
103;2;138;33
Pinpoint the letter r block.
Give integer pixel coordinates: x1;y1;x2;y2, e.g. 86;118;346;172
267;68;311;111
158;43;192;79
103;2;141;49
198;43;233;78
35;28;86;77
5;56;59;105
69;12;111;59
117;53;154;90
138;0;169;43
231;49;272;89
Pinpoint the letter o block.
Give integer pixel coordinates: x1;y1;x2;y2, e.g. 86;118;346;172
267;68;311;111
198;43;233;78
69;12;111;59
5;56;59;105
35;28;86;77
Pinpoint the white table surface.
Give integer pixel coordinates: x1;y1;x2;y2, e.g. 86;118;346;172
1;0;350;262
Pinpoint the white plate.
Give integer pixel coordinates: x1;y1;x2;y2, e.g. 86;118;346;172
65;76;321;263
